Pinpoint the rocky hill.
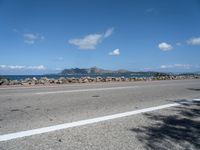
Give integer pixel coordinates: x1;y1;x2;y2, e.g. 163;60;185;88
60;67;131;75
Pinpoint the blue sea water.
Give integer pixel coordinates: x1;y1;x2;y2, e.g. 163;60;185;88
2;74;153;80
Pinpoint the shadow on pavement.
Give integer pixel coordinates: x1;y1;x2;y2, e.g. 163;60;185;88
130;100;200;150
187;88;200;91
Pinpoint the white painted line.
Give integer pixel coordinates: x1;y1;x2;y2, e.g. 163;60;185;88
0;102;180;142
193;99;200;101
35;86;139;95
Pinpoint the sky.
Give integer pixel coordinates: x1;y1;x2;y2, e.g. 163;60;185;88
0;0;200;75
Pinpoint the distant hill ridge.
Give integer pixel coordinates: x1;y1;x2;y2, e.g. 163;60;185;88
60;67;130;75
59;67;170;76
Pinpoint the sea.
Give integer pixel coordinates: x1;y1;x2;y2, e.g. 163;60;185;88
2;73;154;81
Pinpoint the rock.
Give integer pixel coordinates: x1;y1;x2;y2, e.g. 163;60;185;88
121;76;126;81
9;80;20;85
124;78;129;82
67;78;78;83
101;78;106;82
115;77;121;82
105;77;111;82
54;80;59;84
32;77;37;81
90;78;95;82
146;77;153;81
30;81;35;85
24;78;31;82
59;77;65;81
39;79;45;84
0;74;199;86
59;77;68;84
82;78;89;83
13;80;18;85
37;77;50;85
55;80;62;84
40;77;50;82
0;78;9;85
78;77;89;83
48;79;54;84
19;78;33;86
85;77;94;82
95;77;102;82
67;78;74;83
22;82;30;86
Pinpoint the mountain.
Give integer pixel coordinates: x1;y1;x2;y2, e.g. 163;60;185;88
60;67;131;75
59;67;174;77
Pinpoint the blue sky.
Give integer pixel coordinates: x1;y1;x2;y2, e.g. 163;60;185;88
0;0;200;75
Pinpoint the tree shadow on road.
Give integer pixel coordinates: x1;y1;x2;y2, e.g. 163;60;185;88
130;100;200;150
187;88;200;91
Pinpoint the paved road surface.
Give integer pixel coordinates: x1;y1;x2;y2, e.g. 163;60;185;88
0;79;200;149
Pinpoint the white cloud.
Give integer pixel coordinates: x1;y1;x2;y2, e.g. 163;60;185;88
141;64;200;71
13;28;20;33
0;65;45;70
9;65;25;69
0;65;6;68
24;33;44;44
145;8;155;13
109;49;120;56
26;65;45;70
57;57;64;61
104;28;114;38
55;68;62;71
160;64;192;69
68;28;114;50
176;42;182;46
187;37;200;45
69;34;102;49
158;42;173;51
143;67;153;70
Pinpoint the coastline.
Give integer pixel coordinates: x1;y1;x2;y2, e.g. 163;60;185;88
0;75;200;88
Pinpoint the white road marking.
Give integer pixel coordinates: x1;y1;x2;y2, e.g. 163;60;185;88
35;86;139;95
0;103;180;142
193;99;200;101
193;98;200;101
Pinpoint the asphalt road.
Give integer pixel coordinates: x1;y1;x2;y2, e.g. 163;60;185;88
0;79;200;150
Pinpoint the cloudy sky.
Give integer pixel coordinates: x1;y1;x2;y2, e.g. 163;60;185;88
0;0;200;74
